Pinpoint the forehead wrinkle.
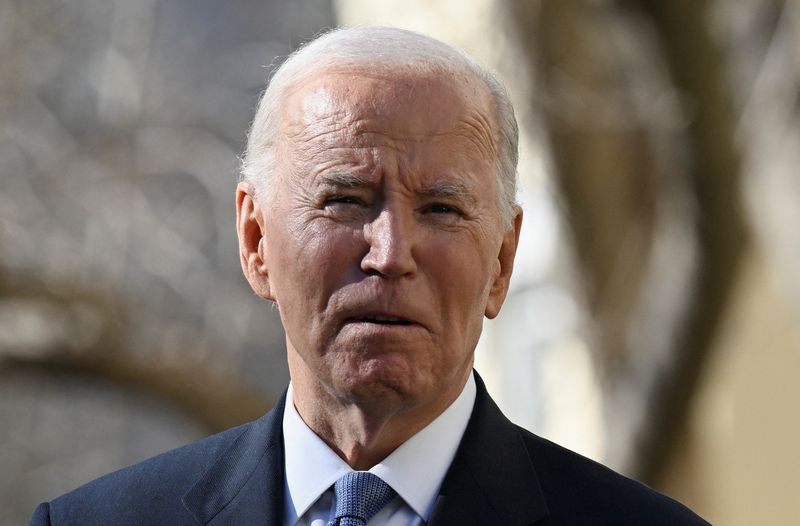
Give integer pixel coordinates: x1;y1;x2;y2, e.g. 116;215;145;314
452;111;498;164
298;144;385;180
280;89;357;150
287;119;415;160
282;113;353;145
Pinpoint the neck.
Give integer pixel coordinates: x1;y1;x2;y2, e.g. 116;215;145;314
287;351;470;471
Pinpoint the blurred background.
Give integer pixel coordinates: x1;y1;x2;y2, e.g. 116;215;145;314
2;0;798;524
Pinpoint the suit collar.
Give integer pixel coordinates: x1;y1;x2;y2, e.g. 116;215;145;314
182;391;287;525
429;371;549;525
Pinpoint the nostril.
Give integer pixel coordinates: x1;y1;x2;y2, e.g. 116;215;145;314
360;245;416;277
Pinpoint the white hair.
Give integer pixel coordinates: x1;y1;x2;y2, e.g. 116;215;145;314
240;26;519;226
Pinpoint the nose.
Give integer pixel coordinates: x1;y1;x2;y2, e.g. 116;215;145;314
361;208;418;278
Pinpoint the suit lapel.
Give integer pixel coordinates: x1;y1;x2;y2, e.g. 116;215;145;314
429;372;549;526
182;391;288;526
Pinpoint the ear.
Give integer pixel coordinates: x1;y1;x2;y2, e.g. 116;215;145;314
485;208;523;319
236;182;275;301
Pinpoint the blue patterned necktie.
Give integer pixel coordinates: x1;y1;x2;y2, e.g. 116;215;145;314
327;472;397;526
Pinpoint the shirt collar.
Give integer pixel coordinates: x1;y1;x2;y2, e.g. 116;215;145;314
282;385;351;525
282;374;476;522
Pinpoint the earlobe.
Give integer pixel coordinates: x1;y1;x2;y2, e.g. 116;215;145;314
236;183;274;301
484;209;523;319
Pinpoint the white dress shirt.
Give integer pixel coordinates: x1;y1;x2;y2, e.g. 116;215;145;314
282;374;477;526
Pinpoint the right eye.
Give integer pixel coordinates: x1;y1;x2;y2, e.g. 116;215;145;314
324;196;362;206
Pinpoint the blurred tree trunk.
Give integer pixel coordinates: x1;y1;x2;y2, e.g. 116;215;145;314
508;0;748;482
629;0;749;482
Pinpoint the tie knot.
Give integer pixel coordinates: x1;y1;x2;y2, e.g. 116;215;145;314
331;472;396;526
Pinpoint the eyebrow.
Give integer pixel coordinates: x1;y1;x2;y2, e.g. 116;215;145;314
318;172;478;205
318;172;372;188
418;180;474;202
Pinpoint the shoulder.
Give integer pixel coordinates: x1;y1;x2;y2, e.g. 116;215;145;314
442;373;710;525
517;427;709;525
35;420;256;526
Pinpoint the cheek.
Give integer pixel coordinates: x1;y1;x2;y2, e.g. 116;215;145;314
269;219;362;311
425;244;494;339
443;247;495;302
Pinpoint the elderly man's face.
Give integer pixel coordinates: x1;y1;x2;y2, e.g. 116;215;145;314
239;69;520;415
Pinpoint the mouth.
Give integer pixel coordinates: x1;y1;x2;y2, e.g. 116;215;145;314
349;315;414;326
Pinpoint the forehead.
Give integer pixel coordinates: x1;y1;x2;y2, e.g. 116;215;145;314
278;68;499;165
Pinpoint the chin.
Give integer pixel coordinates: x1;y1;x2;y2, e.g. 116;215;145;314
333;356;423;406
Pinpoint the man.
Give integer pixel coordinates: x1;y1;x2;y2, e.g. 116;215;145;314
30;27;708;525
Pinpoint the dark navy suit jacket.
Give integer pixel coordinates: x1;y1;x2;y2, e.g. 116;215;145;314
29;373;709;525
